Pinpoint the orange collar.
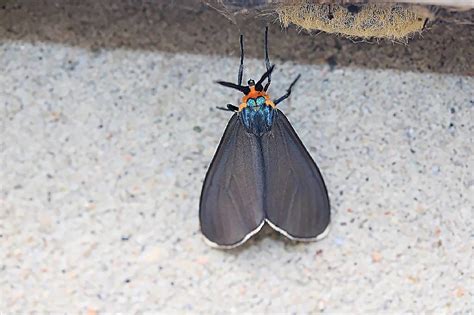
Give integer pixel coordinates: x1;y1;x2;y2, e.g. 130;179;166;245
239;86;275;111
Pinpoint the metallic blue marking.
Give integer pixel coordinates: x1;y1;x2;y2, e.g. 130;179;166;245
256;96;265;106
264;105;273;127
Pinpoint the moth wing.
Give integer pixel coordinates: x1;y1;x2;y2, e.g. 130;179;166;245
199;114;265;248
262;109;330;240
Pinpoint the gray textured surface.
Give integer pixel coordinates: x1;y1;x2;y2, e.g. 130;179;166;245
1;1;473;313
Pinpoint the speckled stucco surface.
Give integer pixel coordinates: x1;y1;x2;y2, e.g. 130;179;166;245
1;1;473;313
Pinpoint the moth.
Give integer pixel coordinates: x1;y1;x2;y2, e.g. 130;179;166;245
200;27;330;249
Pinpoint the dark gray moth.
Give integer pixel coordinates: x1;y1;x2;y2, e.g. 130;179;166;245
200;28;330;249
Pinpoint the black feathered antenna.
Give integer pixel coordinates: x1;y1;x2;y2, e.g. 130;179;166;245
263;26;272;91
238;34;244;86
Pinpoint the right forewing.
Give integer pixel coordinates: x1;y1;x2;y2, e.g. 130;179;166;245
261;110;330;240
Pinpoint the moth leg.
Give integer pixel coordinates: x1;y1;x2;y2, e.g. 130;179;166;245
216;104;239;112
273;74;301;106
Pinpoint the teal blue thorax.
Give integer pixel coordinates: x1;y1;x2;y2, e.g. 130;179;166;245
240;96;275;137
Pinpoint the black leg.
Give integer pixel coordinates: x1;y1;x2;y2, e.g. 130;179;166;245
238;35;244;86
273;74;301;105
255;64;275;92
216;104;239;112
264;27;271;91
216;81;250;94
